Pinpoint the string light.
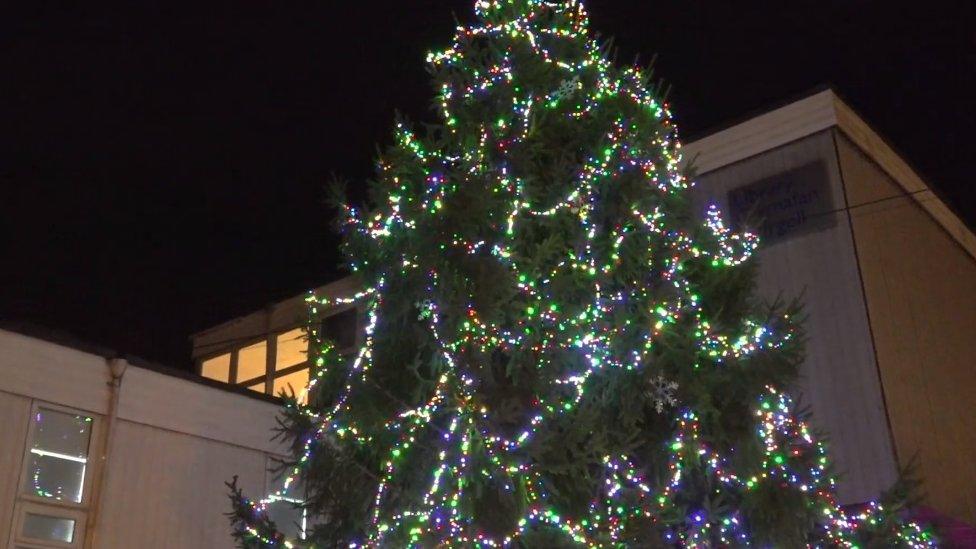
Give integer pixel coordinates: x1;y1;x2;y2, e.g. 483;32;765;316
230;1;935;547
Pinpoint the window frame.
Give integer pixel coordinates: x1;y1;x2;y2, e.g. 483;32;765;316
319;304;361;356
10;401;100;549
269;327;311;400
195;303;363;399
10;501;87;549
233;336;272;388
16;401;101;509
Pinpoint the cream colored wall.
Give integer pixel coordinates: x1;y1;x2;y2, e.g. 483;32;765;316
0;391;31;544
93;421;267;548
837;134;976;523
0;329;111;415
692;130;899;504
0;328;288;548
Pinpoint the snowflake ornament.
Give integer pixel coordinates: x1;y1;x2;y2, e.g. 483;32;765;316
647;374;679;414
551;74;580;101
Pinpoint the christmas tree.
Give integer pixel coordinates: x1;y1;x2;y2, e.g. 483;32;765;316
228;1;934;546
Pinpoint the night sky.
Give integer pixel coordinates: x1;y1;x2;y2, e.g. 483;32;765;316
2;0;974;369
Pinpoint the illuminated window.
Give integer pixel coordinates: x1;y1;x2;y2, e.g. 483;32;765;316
200;353;231;382
273;369;309;403
276;328;307;371
197;306;359;401
237;340;267;384
23;408;93;503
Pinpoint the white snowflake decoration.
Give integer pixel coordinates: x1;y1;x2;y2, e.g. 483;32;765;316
551;74;580;101
647;374;679;414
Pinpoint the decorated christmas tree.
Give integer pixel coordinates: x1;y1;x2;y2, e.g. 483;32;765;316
228;1;935;546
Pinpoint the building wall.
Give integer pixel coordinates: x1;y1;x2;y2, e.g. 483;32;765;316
0;391;31;545
691;130;899;504
191;275;362;363
94;421;267;548
0;328;286;549
837;134;976;523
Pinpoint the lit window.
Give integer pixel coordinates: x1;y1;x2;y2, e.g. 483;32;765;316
276;328;307;371
273;369;309;403
23;408;93;503
246;381;265;394
200;353;231;382
237;340;267;384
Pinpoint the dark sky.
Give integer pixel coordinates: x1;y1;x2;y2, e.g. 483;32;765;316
2;0;974;369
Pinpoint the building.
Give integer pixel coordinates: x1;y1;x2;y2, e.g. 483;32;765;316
0;324;301;549
191;89;976;526
2;88;972;549
684;88;976;523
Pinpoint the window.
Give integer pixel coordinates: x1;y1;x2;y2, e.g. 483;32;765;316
200;353;231;383
12;503;86;548
273;369;309;402
13;403;97;549
237;340;267;385
321;307;358;353
196;305;360;401
272;328;311;403
276;328;307;371
22;408;93;503
23;513;75;543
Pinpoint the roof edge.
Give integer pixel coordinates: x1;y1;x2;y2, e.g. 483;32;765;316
0;323;281;406
830;95;976;261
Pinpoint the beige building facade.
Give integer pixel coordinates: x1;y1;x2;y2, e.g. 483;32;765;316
0;326;296;548
193;89;976;526
1;89;971;549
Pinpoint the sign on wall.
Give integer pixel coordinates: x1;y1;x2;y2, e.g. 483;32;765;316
727;161;835;245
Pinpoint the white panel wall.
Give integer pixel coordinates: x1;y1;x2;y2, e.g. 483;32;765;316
0;329;110;415
118;366;286;454
0;391;31;545
92;421;268;549
0;328;288;549
691;130;898;503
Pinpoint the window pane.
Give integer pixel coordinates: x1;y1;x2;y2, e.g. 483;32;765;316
246;382;265;394
201;353;231;382
276;328;307;370
24;453;86;502
321;308;357;351
24;408;92;503
22;513;75;543
237;340;267;383
273;369;309;403
31;409;92;458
